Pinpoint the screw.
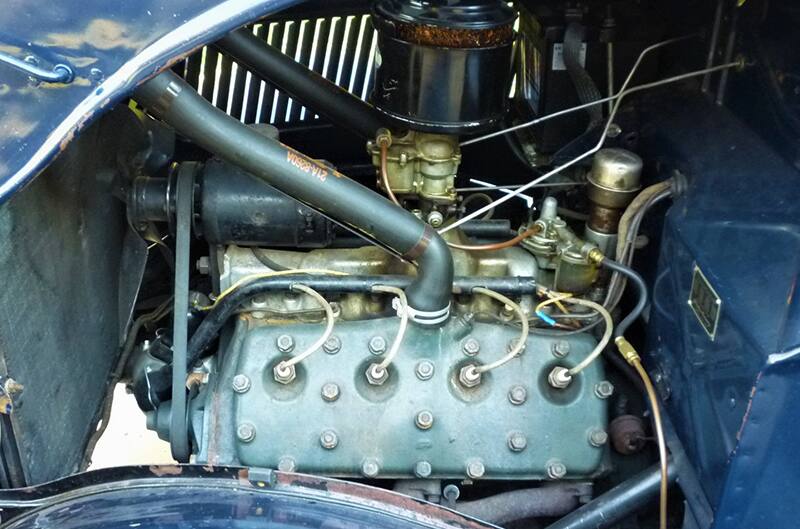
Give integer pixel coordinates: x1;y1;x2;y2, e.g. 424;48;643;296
462;338;480;356
443;484;461;503
277;334;295;353
323;335;341;354
508;385;527;405
273;362;297;384
552;340;570;358
277;456;296;472
594;380;615;399
459;365;482;388
466;459;485;479
361;458;380;478
508;432;528;452
237;423;256;443
320;430;338;450
547;461;567;479
368;335;387;355
415;410;434;430
415;360;435;381
548;366;573;389
321;383;340;402
589;429;609;447
232;374;251;394
365;363;389;385
414;460;433;478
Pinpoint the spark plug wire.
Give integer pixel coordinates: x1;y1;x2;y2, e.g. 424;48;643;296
275;284;335;375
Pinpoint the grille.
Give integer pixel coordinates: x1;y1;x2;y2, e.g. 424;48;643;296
177;12;378;126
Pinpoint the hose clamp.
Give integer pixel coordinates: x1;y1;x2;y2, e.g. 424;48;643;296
404;303;451;326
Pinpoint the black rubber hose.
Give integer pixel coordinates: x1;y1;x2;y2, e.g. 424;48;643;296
216;29;386;140
134;72;453;320
601;258;648;338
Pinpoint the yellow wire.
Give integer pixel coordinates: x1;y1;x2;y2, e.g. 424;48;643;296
197;269;350;311
536;292;573;315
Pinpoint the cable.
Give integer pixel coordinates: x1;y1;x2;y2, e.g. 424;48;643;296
470;287;529;375
275;284;335;374
368;286;409;378
601;258;648;338
379;140;401;206
447;225;541;252
251;248;290;271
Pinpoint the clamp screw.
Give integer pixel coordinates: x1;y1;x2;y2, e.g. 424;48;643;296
415;360;435;381
368;335;387;355
466;459;485;479
320;430;339;450
508;385;527;405
547;461;568;480
508;432;528;452
323;335;341;354
594;380;615;399
232;374;251;393
414;460;433;478
276;334;295;353
415;410;434;430
237;422;256;443
321;383;340;402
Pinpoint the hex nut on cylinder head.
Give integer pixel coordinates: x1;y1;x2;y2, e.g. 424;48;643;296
594;380;615;399
508;385;527;405
459;365;482;388
362;458;380;478
276;334;295;353
321;383;340;402
462;338;480;356
546;461;567;480
414;460;433;478
552;340;570;358
237;422;256;443
368;335;387;355
415;410;434;430
323;335;341;354
277;456;296;472
508;432;528;452
273;363;297;384
365;363;389;385
232;374;251;393
415;360;435;381
320;430;338;450
589;428;609;447
466;459;485;479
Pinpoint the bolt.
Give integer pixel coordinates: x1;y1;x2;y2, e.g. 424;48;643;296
548;366;573;389
273;362;297;384
365;363;389;385
466;459;485;479
547;461;567;480
368;335;387;355
415;360;435;381
276;334;295;353
196;256;211;275
362;458;380;478
237;423;256;443
414;460;433;478
277;456;296;472
320;430;338;450
427;211;444;228
443;484;461;503
508;385;527;405
415;410;434;430
459;365;482;388
594;380;615;399
321;383;340;402
462;338;480;356
508;432;528;452
589;429;609;447
552;340;570;358
323;335;341;354
232;374;251;394
89;67;104;83
506;338;526;354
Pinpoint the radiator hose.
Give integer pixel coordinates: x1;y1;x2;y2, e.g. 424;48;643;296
133;71;453;324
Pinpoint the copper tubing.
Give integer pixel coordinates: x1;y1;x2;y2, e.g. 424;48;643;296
379;142;401;206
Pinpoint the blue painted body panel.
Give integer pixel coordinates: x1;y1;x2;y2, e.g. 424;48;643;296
644;94;800;528
0;0;302;204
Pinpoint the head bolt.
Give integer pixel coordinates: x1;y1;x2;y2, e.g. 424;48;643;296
414;460;433;478
466;459;486;479
508;385;527;405
547;461;568;480
462;338;481;356
548;366;573;389
320;429;339;450
232;374;251;394
365;363;389;385
415;360;435;381
508;432;528;452
273;362;297;384
415;410;434;430
506;338;526;354
321;382;340;402
552;340;571;358
323;335;342;354
277;456;296;472
368;335;387;355
459;364;482;388
589;428;609;447
361;458;380;478
594;380;615;399
237;422;256;443
276;334;295;353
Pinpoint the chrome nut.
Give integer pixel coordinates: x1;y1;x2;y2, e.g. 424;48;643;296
232;374;251;394
508;385;527;405
548;366;573;389
415;410;434;430
276;334;295;353
273;362;297;384
365;363;389;385
320;429;339;450
368;335;387;355
321;383;340;402
594;380;615;399
459;364;482;388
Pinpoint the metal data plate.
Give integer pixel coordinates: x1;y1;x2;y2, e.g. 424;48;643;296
688;264;722;341
227;317;608;480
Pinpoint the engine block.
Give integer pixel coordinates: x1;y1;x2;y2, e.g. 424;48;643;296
195;316;609;480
